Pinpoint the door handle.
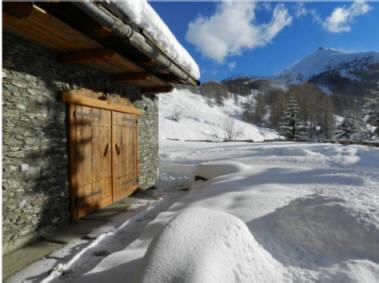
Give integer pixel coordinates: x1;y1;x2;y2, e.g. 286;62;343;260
115;144;121;155
104;143;109;156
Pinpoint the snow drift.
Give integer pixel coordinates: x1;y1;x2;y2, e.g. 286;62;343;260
259;194;379;266
136;208;285;283
193;161;251;180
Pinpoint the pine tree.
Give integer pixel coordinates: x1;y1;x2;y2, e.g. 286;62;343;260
335;117;356;142
294;120;309;141
279;95;308;141
335;115;370;142
363;94;379;138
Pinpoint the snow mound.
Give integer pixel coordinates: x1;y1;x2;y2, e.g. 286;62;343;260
110;1;200;79
194;161;250;180
271;194;379;265
137;208;285;283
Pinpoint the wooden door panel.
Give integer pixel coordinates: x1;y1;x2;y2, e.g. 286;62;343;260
112;111;139;202
71;105;112;218
76;105;93;190
92;109;112;205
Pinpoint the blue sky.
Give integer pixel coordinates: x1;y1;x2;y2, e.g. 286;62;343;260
151;1;379;82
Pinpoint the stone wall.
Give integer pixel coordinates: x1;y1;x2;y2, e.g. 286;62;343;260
2;31;159;253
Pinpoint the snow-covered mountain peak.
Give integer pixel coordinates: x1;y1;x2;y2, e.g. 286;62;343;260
316;46;341;54
277;48;379;84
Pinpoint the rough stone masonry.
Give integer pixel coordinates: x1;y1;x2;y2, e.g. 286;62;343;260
2;31;159;253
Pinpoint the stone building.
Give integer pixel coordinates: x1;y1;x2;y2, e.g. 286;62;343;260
3;2;199;254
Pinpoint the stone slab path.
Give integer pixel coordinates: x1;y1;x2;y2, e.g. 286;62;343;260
3;190;164;282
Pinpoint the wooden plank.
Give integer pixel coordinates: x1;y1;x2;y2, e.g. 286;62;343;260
70;105;114;219
3;3;34;18
100;52;143;73
4;4;176;86
68;104;78;220
57;49;115;64
157;73;183;83
111;72;153;82
136;119;140;183
88;25;112;38
112;112;139;202
57;49;145;74
4;4;101;51
62;92;141;116
92;108;113;209
75;105;94;218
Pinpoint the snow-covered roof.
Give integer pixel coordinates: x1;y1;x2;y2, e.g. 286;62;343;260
109;0;200;80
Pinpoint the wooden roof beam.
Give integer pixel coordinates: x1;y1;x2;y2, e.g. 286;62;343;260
141;86;173;94
111;72;153;82
4;3;34;19
57;48;115;64
156;73;182;83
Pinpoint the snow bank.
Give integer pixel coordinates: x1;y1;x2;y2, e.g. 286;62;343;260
159;88;279;141
270;194;379;265
136;208;285;283
111;1;200;79
193;161;250;180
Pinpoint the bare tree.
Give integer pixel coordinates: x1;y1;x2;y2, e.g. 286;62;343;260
223;118;242;141
169;107;183;122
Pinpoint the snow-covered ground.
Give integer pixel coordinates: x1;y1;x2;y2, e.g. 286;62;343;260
12;140;378;283
159;88;279;141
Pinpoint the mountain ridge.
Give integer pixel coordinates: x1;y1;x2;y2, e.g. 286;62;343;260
276;47;379;84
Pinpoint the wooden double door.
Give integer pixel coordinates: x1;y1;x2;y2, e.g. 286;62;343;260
67;97;140;219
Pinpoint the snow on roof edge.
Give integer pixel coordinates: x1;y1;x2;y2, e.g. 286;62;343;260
109;0;200;80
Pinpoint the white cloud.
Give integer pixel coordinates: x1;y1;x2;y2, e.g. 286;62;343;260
294;2;321;24
323;0;372;33
186;1;292;63
227;61;236;70
294;2;308;18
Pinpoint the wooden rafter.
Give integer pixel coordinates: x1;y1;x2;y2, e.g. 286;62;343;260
57;49;115;64
111;72;153;82
157;73;182;83
141;86;173;94
3;3;34;19
84;24;112;38
4;3;188;90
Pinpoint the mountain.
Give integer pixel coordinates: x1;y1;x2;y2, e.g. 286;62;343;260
218;48;379;100
221;77;288;96
277;47;379;86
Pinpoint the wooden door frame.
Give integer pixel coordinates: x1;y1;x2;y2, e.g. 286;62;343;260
62;91;141;116
67;103;78;220
63;90;141;220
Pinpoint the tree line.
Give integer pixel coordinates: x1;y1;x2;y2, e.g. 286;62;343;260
195;80;378;142
242;83;379;142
